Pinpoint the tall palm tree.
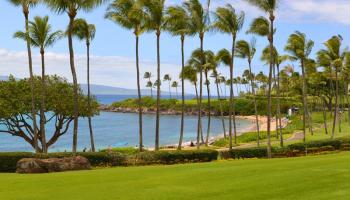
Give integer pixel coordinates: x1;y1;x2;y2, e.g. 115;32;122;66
245;0;279;158
44;0;107;153
71;18;96;152
235;39;261;146
9;0;40;153
285;31;314;142
317;35;346;139
216;48;239;148
184;0;210;149
163;74;172;98
144;72;153;97
14;16;62;153
141;0;166;151
171;81;179;99
213;5;244;150
106;0;145;151
165;5;192;150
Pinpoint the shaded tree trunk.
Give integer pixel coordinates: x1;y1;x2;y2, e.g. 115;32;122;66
86;42;95;152
155;31;161;151
68;14;79;153
276;64;283;147
332;71;339;139
40;49;47;153
135;36;143;151
24;11;39;153
197;33;204;149
301;59;308;142
205;71;211;146
178;36;185;150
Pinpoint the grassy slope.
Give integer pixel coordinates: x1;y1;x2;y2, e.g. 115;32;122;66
1;152;350;200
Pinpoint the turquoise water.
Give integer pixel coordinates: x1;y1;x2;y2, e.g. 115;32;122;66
0;112;251;152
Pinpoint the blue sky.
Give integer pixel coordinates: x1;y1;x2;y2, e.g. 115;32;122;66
0;0;349;94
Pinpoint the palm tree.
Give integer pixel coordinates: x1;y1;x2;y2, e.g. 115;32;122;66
285;31;314;142
9;0;40;153
71;18;96;152
141;0;166;151
163;74;172;98
235;39;261;146
184;0;210;149
14;16;62;153
261;46;288;146
212;4;244;150
245;0;279;158
165;5;192;150
317;35;346;139
44;0;107;153
171;81;179;99
216;48;239;148
106;0;146;151
211;66;227;139
144;72;153;97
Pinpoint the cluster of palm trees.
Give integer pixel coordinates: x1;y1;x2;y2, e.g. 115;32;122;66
8;0;350;157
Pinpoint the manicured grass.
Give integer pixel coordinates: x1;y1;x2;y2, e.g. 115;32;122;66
1;152;350;200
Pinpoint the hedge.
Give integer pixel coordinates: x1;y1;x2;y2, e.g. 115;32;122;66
0;150;219;173
127;150;219;165
0;152;127;173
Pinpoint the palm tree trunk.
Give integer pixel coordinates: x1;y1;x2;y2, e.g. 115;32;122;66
332;70;339;139
301;59;308;142
86;43;95;152
322;97;329;135
194;82;203;144
135;36;143;152
24;11;39;153
346;81;350;126
248;60;260;147
40;49;47;153
216;77;227;138
197;34;204;149
155;31;161;151
229;35;238;149
68;15;79;153
267;15;275;159
276;64;283;147
205;71;211;146
149;77;153;98
273;63;279;139
178;36;185;150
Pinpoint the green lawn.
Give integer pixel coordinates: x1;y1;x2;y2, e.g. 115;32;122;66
1;152;350;200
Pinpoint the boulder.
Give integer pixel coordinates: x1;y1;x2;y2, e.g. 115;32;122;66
16;156;91;174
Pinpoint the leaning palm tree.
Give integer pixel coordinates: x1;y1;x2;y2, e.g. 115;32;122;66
212;5;245;150
285;31;314;143
144;72;153;97
165;5;193;150
235;39;261;146
44;0;107;153
245;0;279;158
317;35;346;139
9;0;40;153
163;74;172;98
141;0;166;151
183;0;210;149
71;18;96;152
14;16;62;153
106;0;145;151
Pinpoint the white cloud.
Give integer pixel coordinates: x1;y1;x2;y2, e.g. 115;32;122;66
0;49;182;90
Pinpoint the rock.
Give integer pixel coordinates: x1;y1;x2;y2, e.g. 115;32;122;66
16;156;91;174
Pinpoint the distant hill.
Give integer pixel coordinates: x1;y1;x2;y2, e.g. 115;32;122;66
80;84;170;96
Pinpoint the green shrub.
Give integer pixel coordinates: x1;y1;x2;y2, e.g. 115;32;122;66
220;148;268;159
127;150;219;165
319;146;335;152
0;152;127;173
100;147;141;155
